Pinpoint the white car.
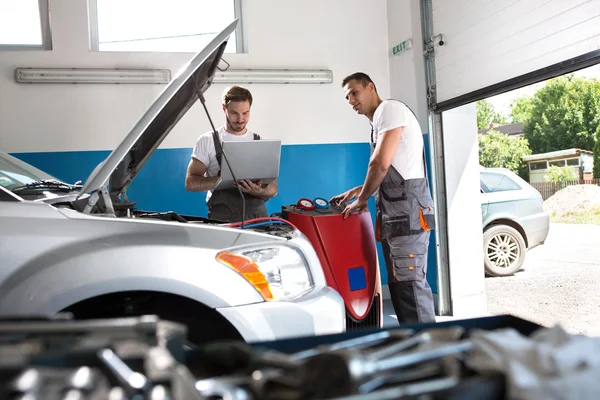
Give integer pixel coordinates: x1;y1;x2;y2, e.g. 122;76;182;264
0;19;346;346
480;167;550;276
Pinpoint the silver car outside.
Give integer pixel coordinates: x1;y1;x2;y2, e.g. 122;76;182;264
480;167;550;277
0;19;346;345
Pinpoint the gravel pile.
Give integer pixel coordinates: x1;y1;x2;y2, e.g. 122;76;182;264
543;184;600;219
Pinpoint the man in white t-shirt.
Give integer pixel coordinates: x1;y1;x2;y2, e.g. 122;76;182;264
185;86;278;222
330;72;436;324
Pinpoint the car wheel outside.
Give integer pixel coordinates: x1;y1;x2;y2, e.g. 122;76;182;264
483;224;526;277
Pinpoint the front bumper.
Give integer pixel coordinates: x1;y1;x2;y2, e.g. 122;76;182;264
216;286;346;343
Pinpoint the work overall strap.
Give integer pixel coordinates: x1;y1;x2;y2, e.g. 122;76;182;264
212;130;261;176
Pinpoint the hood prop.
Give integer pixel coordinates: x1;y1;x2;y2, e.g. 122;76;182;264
83;186;116;217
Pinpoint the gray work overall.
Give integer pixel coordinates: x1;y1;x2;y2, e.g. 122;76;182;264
372;103;437;324
207;132;268;223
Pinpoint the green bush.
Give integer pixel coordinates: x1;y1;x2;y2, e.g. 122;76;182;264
544;165;578;187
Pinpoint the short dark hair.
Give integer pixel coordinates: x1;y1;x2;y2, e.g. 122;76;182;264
341;72;377;92
223;85;253;106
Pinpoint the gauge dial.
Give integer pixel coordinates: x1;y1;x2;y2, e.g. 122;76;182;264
314;197;329;208
296;198;315;210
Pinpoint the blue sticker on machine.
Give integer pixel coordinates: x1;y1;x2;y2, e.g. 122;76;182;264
348;267;367;291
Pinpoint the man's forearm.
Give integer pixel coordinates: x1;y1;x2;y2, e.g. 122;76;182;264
358;161;389;201
185;175;219;192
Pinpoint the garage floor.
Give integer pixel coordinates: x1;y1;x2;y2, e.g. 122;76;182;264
486;222;600;337
382;300;460;327
384;223;600;336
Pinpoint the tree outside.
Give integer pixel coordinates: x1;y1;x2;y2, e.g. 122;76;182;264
510;75;600;155
478;130;532;178
476;99;509;130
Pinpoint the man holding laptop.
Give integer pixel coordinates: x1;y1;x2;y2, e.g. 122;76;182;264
185;86;278;222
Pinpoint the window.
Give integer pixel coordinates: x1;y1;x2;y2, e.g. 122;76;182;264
480;172;522;193
90;0;244;53
529;161;547;171
566;158;580;166
549;160;566;167
0;0;51;49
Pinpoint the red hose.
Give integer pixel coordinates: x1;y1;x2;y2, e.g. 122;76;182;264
228;217;299;231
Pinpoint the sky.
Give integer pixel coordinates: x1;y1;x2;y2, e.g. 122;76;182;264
487;63;600;118
0;0;42;45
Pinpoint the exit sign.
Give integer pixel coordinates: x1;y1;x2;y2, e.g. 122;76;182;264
392;39;412;56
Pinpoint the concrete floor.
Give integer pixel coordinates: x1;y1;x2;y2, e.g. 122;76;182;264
381;223;600;337
382;299;463;328
485;223;600;337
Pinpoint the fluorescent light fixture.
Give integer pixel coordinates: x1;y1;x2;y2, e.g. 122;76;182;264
15;68;171;84
212;69;333;84
14;67;332;85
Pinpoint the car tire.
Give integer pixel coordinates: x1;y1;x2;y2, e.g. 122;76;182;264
483;224;526;277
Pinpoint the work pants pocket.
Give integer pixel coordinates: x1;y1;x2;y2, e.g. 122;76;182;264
380;215;411;240
415;196;436;232
386;234;429;282
378;187;410;240
392;254;426;282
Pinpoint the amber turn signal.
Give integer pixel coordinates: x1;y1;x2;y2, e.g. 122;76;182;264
216;251;274;301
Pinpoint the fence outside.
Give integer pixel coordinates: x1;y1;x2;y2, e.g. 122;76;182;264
531;179;600;201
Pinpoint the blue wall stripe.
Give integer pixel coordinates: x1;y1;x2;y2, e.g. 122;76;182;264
11;141;438;293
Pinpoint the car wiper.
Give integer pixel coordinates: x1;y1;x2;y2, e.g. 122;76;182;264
11;179;83;193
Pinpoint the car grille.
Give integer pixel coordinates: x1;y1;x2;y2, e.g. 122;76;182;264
345;294;381;331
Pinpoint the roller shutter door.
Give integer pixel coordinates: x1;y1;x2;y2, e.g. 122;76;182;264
432;0;600;105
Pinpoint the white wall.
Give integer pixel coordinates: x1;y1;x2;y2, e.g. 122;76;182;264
0;0;391;153
387;0;428;132
441;103;487;317
432;0;600;103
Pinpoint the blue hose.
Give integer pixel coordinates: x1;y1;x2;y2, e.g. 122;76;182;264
241;221;285;229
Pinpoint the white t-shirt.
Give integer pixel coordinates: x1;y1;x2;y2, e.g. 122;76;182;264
371;100;425;180
191;125;257;201
191;125;257;176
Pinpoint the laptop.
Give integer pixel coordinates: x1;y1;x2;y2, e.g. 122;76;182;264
212;139;282;191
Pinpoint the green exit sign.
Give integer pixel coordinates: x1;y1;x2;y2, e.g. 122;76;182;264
392;39;412;56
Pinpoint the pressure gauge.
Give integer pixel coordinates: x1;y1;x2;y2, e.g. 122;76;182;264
314;197;329;209
296;198;315;211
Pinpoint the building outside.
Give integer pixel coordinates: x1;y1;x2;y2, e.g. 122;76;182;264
523;148;594;183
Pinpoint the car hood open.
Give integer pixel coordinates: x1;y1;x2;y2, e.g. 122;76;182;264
78;19;239;197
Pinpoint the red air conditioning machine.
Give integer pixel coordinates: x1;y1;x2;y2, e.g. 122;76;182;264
281;198;383;331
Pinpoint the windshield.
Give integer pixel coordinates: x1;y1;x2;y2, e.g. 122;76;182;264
0;151;78;195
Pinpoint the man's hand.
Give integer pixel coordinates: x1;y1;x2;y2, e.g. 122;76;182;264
236;179;265;196
342;196;369;219
330;186;363;208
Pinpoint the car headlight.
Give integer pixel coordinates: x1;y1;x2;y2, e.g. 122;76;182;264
216;245;314;301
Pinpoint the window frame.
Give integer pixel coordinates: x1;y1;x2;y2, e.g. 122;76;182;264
566;158;580;167
529;161;547;171
548;159;566;168
0;0;52;50
88;0;246;53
